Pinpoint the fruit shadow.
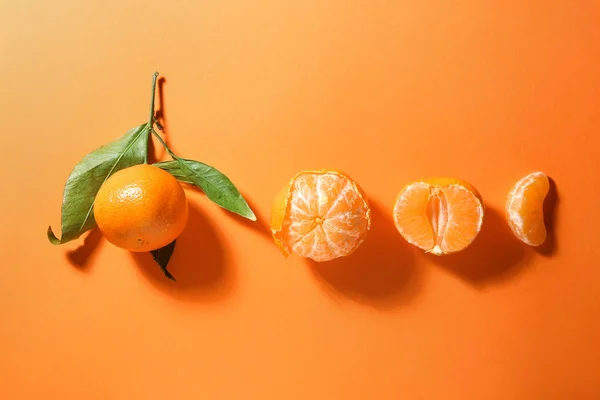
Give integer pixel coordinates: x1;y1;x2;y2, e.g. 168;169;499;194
429;206;532;286
536;177;559;256
132;202;234;302
65;228;105;270
155;77;168;133
221;195;272;240
308;202;420;310
184;185;271;240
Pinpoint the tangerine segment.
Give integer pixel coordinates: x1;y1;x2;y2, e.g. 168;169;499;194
94;164;188;252
270;170;371;262
393;178;484;255
505;172;549;246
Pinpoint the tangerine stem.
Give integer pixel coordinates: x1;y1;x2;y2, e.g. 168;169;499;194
148;72;159;127
145;72;159;164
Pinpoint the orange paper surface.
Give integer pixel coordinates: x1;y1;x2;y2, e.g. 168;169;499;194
2;1;600;398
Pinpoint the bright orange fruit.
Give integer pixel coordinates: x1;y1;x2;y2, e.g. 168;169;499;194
505;172;549;246
270;170;371;262
393;178;484;255
94;164;188;252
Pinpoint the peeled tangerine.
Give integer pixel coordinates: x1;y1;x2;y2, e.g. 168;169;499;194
393;178;484;255
270;170;371;262
505;172;549;246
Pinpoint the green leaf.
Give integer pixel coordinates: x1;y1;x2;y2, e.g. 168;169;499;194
150;240;176;281
155;158;256;221
47;123;150;244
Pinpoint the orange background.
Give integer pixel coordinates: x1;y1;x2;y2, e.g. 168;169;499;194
2;0;600;398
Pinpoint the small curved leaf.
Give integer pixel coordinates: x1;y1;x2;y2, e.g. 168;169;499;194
48;123;150;244
155;158;256;221
150;240;176;281
47;226;61;245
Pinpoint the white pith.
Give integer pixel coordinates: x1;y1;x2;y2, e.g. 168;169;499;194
282;173;370;262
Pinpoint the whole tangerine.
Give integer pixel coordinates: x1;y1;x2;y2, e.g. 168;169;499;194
94;164;188;252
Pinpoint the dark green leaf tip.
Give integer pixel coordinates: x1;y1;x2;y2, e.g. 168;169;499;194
150;240;176;281
47;226;61;245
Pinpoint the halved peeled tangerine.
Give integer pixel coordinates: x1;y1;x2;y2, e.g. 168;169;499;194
270;170;371;262
505;172;549;246
393;178;484;255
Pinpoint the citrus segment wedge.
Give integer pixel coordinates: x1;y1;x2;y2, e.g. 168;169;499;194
505;172;549;246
